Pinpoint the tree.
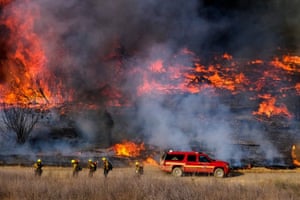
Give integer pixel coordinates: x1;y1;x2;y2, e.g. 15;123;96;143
1;103;40;144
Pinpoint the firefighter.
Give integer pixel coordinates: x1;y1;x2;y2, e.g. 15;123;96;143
33;159;43;176
102;157;112;178
135;161;144;176
88;159;97;177
71;159;82;177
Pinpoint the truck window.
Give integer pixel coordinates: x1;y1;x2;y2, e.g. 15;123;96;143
187;155;196;162
165;154;184;161
199;155;209;162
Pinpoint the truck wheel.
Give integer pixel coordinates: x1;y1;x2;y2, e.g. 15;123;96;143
172;167;183;177
214;168;225;178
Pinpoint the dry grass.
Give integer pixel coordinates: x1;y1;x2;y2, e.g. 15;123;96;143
1;165;300;200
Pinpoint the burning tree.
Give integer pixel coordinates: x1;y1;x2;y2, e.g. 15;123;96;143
1;103;40;144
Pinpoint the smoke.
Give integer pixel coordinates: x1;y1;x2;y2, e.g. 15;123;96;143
3;0;299;87
22;0;299;96
1;0;299;164
135;90;233;148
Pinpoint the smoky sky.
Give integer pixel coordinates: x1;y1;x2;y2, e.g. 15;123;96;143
27;1;296;51
198;0;300;56
1;1;299;55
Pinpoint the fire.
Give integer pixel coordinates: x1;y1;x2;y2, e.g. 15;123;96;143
270;56;300;73
136;52;249;96
150;60;166;73
283;55;300;65
252;94;292;118
0;1;47;105
291;144;300;167
0;0;74;108
248;60;264;65
0;1;299;121
128;50;298;120
296;83;300;95
222;52;232;60
143;157;158;166
113;141;145;157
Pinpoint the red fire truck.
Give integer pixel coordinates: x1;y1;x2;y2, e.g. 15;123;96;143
160;150;230;178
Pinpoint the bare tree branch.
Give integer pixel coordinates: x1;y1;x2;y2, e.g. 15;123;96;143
1;103;40;144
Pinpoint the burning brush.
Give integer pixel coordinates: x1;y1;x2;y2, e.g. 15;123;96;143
291;144;300;167
111;140;158;166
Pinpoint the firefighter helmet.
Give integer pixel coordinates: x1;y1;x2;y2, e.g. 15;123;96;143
37;159;42;163
135;161;139;165
88;159;92;162
71;159;75;163
102;157;106;161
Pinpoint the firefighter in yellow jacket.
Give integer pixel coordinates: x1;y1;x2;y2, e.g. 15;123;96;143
71;159;82;177
102;157;112;178
135;161;144;176
87;159;97;177
33;159;43;176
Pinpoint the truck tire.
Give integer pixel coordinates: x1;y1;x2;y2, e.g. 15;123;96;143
214;168;225;178
172;167;183;177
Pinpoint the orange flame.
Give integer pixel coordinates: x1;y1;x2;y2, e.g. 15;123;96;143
270;56;300;73
0;1;74;108
283;55;300;65
222;52;232;60
1;0;299;121
248;59;264;65
296;83;300;95
132;49;298;123
143;157;159;166
113;141;145;157
252;94;292;118
1;1;47;105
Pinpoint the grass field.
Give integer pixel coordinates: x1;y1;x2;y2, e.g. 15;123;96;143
1;165;300;200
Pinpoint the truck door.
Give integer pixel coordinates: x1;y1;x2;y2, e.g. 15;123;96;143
184;154;198;173
199;155;213;173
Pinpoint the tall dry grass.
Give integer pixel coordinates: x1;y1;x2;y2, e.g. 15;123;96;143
0;165;300;200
